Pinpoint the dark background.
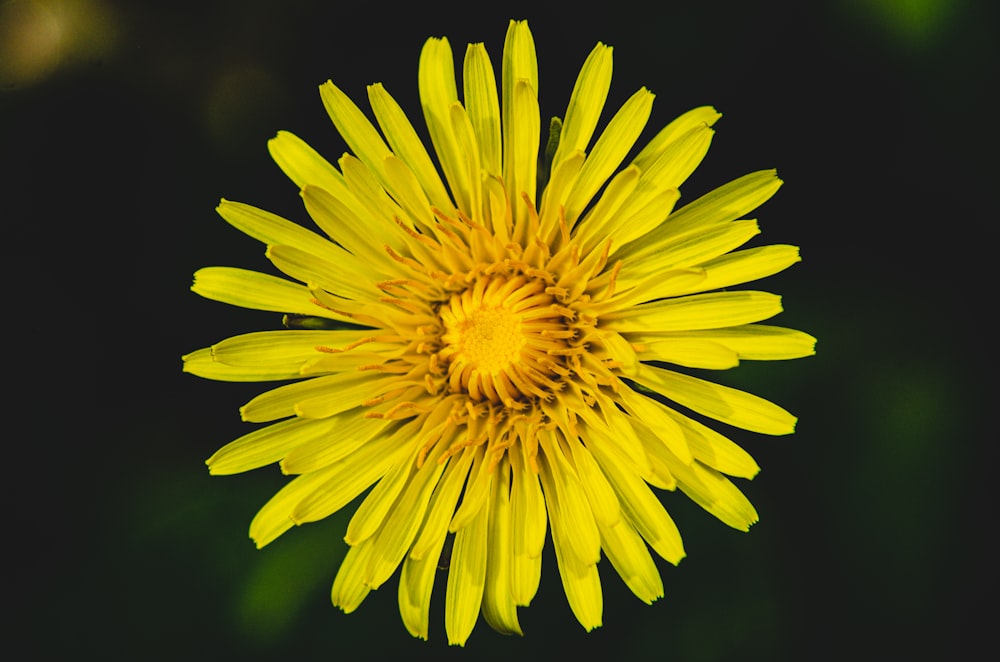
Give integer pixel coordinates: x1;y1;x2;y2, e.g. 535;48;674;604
3;0;995;659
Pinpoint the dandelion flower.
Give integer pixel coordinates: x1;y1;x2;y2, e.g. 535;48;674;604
184;19;815;645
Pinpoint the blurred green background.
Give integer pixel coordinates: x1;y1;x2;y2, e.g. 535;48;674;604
3;0;995;659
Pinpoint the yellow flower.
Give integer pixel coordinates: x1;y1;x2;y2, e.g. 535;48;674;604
183;19;815;645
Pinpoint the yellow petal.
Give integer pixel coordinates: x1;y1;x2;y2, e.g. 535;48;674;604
445;483;489;646
564;87;655;225
603;290;784;333
290;434;409;526
550;42;613;172
615;388;692;464
586;433;685;564
618;219;760;283
633;336;741;370
300;184;398;272
367;82;454;212
398;532;447;640
206;415;342;476
181;346;301;382
463;42;502;177
659;168;783;236
331;538;375;613
267;130;346;194
266;244;376;302
364;441;449;590
635;363;797;435
676;460;759;531
671;244;801;296
249;469;332;547
509;445;545;605
631;105;721;171
538;434;601;566
539;451;603;631
669;409;760;479
481;457;523;635
190;267;347;320
410;447;475;560
501;20;538;225
599;518;663;604
216;199;334;256
319;80;393;188
572;165;640;254
279;411;392;475
640;324;817;361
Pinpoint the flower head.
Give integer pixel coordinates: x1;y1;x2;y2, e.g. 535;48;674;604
184;19;815;645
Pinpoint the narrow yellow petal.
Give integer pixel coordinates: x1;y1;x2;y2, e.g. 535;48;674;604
279;411;392;476
631;106;721;171
239;372;388;423
637;324;816;361
481;458;523;636
572;164;640;254
566;437;621;527
331;539;375;613
602;290;784;333
266;244;377;302
599;518;663;604
445;485;490;646
344;446;415;546
410;448;475;560
450;447;492;531
615;388;692;464
537;150;584;242
633;336;741;370
398;532;447;640
339;153;412;231
206;330;369;367
381;154;437;231
367;82;454;212
249;469;332;547
669;409;761;479
447;101;482;217
290;435;409;526
563;87;655;225
618;219;761;283
190;267;347;321
301;184;398;272
675;460;759;531
506;79;539;230
550;42;613;172
635;363;797;435
659;168;783;236
501;20;538;224
267;130;346;194
539;451;603;631
206;415;342;476
216;199;335;256
671;244;801;296
509;445;546;606
419;36;469;214
586;434;686;564
463;42;502;177
364;442;449;590
319;80;393;188
538;434;601;566
181;346;301;382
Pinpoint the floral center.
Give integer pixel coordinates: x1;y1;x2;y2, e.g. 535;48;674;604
436;274;571;407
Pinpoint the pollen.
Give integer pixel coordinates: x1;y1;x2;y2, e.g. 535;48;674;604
436;274;569;405
446;305;525;372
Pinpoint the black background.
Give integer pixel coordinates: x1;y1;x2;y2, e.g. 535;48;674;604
3;0;996;659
